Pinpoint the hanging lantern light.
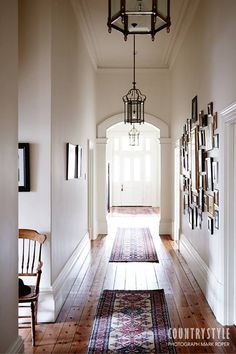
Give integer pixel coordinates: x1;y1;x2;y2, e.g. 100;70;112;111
107;0;171;41
129;124;140;146
123;32;146;124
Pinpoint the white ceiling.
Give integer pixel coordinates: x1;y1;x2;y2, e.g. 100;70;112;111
72;0;199;69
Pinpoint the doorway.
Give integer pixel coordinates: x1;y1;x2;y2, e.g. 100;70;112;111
107;122;160;208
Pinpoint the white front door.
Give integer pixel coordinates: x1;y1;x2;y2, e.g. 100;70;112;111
111;135;155;206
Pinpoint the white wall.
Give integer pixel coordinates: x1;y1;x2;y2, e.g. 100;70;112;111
18;0;97;320
51;0;96;283
171;0;236;322
0;1;22;352
18;0;52;289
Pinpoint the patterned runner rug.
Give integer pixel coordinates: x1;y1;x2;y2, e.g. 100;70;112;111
88;289;176;354
109;228;159;262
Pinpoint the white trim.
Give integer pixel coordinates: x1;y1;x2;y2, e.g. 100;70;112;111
220;101;236;325
70;0;97;71
6;336;24;354
169;0;200;69
159;219;172;235
97;113;169;139
38;232;90;322
180;234;224;322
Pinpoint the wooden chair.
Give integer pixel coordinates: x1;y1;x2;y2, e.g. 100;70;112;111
18;229;47;346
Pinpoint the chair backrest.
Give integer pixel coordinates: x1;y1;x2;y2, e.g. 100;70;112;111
18;229;47;277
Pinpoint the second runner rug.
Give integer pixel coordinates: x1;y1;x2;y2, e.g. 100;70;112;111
109;227;159;262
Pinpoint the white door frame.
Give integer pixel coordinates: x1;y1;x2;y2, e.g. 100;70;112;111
174;140;180;245
96;113;172;236
88;139;95;240
220;102;236;324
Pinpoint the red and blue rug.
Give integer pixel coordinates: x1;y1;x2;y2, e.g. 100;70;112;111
109;228;159;262
88;289;176;353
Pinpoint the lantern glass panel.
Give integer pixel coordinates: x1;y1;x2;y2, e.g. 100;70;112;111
155;17;166;31
128;15;151;32
157;0;168;18
126;0;152;12
111;0;120;17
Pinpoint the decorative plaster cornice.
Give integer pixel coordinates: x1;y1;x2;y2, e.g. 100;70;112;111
70;0;98;71
167;0;200;69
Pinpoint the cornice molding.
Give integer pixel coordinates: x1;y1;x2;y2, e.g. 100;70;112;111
167;0;200;69
97;67;169;74
70;0;98;71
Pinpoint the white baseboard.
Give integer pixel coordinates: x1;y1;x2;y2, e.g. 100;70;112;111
38;232;90;323
180;234;223;323
159;219;172;235
6;336;24;353
96;219;108;235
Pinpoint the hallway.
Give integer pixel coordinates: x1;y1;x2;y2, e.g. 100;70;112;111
20;208;236;354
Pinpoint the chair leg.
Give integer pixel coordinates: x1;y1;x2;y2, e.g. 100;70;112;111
31;302;36;346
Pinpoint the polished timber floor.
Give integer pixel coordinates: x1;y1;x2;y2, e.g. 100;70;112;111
20;207;236;353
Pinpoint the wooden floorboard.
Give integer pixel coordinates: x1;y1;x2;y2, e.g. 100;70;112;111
20;208;236;353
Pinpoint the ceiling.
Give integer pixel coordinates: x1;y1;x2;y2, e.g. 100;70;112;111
72;0;199;69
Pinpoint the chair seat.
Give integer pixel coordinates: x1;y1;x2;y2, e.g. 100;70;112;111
19;285;38;302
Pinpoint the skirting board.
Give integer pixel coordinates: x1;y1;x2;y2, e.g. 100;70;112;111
6;336;24;354
159;219;172;235
180;234;224;324
38;232;90;323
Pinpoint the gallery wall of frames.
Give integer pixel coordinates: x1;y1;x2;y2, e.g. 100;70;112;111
180;97;219;235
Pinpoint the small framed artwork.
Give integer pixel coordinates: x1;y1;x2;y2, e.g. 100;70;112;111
18;143;30;192
207;194;215;216
213;112;218;131
204;194;208;212
215;210;219;229
67;143;77;180
206;157;213;191
197;209;203;229
212;161;219;186
76;145;83;179
192;193;198;207
198;188;204;211
191;126;199;192
214;189;219;206
188;207;194;229
208;101;213;116
199;110;204;127
213;134;219;149
205;122;213;151
192;95;198;123
207;216;214;235
202;114;208;127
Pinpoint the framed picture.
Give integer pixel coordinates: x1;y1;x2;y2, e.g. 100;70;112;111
18;143;30;192
198;129;205;149
205;122;213;151
76;145;83;179
214;189;219;206
213;112;218;131
208;101;213;116
213;134;219;149
192;96;198;123
198;188;204;211
197;209;203;229
191;126;199;192
215;210;219;229
188;207;194;229
206;157;213;191
208;216;214;235
199;110;204;127
207;194;215;216
202;114;208;127
67;143;77;180
212;161;219;185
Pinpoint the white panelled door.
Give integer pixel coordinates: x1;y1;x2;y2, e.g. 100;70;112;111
111;135;155;206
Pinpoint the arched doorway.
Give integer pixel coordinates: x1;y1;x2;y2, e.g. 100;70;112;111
95;113;172;237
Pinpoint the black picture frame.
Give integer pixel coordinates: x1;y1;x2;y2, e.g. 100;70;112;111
66;143;77;180
208;216;214;235
192;95;198;123
18;143;30;192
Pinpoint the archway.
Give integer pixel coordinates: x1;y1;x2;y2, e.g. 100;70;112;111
95;113;172;237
